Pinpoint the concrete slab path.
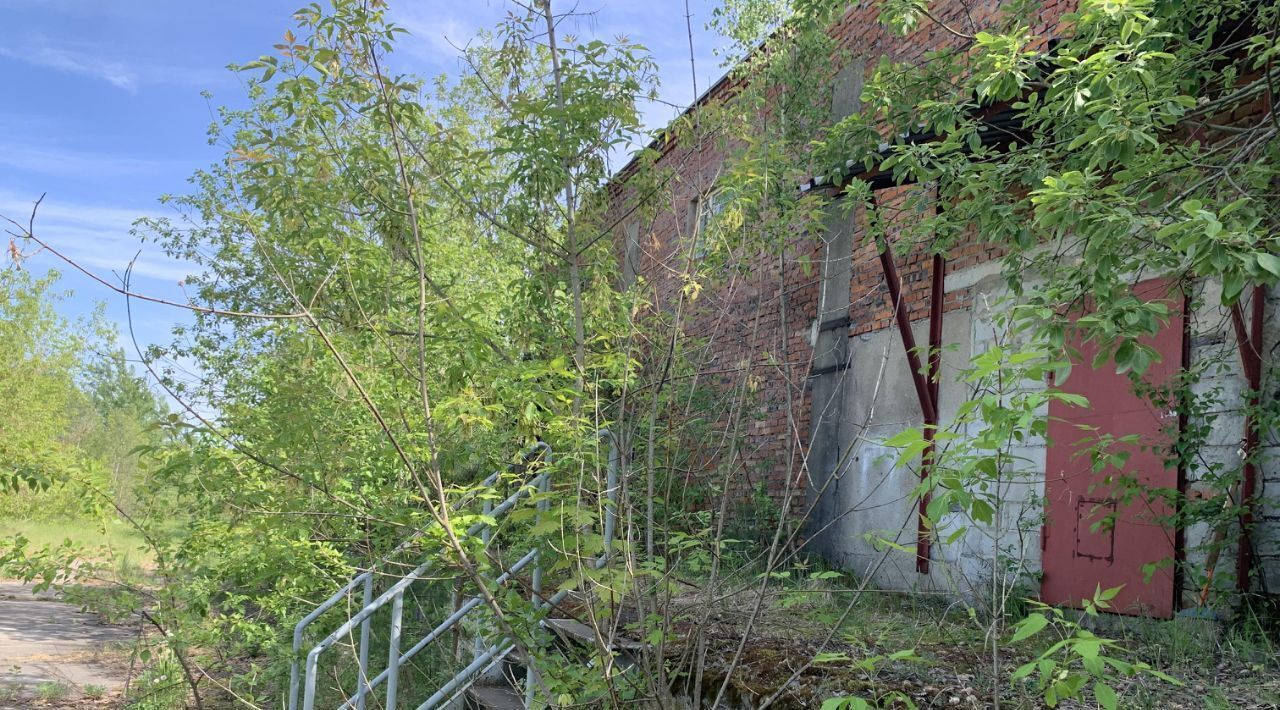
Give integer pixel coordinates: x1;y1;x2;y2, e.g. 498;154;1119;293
0;581;135;707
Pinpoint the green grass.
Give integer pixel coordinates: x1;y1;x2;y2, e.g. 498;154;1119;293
0;517;142;550
0;517;152;573
35;681;70;702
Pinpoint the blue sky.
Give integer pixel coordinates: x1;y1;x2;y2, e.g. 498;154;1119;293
0;0;723;374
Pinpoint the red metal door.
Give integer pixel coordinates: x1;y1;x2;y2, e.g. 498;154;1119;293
1041;279;1184;618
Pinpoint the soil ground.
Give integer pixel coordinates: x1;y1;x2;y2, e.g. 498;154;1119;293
659;584;1280;708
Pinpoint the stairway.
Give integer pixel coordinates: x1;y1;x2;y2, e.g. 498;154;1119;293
288;433;626;710
465;683;525;709
463;616;644;709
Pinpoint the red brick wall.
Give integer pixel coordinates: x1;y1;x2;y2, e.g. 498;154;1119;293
605;1;1078;506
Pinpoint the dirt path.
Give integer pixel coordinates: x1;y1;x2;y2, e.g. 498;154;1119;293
0;581;135;708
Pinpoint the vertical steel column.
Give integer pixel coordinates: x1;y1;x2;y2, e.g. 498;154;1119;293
386;591;404;708
873;189;940;576
877;242;939;575
355;574;374;709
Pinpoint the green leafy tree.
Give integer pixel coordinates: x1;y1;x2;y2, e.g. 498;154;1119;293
0;267;160;519
0;267;89;500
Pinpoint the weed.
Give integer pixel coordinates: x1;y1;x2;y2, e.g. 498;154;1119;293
83;683;106;700
127;651;187;710
35;681;70;701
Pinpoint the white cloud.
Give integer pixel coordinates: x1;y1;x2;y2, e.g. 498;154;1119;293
395;11;480;63
0;43;139;91
0;37;231;92
0;140;190;179
0;190;194;283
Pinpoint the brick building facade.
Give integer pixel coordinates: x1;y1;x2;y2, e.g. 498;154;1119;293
605;0;1277;616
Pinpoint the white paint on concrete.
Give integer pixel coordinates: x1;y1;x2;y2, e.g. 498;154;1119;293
812;257;1278;606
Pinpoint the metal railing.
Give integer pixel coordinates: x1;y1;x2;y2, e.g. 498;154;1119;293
288;431;621;710
288;443;551;710
421;429;620;710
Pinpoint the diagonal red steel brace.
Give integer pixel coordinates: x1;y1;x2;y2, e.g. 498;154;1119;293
878;247;938;423
876;236;945;574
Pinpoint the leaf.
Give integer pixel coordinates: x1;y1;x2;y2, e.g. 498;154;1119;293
822;699;869;710
1094;681;1117;710
882;427;924;447
1010;660;1037;681
1010;612;1049;642
1258;253;1280;277
1222;271;1246;302
1074;637;1101;659
970;498;995;524
814;651;851;664
1082;655;1104;675
1144;667;1183;685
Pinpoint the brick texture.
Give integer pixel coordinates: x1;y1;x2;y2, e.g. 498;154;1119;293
603;2;1081;508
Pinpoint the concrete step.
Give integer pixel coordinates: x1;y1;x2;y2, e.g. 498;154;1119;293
466;683;525;710
545;617;642;651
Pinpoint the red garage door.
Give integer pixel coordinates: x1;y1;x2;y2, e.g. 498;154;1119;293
1041;279;1184;618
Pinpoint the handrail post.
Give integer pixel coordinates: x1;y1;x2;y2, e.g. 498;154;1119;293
522;557;537;710
525;666;537;708
355;574;374;709
481;498;493;547
532;472;548;609
386;590;404;709
598;429;620;556
476;498;494;673
289;647;300;710
303;646;322;710
291;572;370;710
527;446;554;708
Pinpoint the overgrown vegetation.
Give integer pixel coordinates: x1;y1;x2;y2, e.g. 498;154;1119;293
0;265;165;591
0;0;1277;707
